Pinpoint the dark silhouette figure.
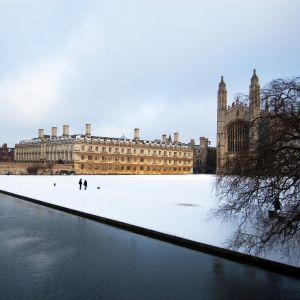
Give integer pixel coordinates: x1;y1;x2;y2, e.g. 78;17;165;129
79;178;82;190
84;180;87;190
273;196;281;212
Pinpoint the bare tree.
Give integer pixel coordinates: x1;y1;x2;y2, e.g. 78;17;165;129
214;76;300;259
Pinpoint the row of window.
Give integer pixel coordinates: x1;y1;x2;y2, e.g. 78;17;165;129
16;147;192;159
15;153;73;162
80;164;192;172
46;146;73;151
80;155;192;165
16;145;72;152
15;149;40;155
16;151;72;156
81;145;191;157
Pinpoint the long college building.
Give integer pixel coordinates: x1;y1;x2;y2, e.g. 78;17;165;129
14;126;193;175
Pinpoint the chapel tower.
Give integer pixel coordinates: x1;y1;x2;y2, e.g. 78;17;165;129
249;69;260;120
216;76;227;171
216;70;262;173
249;69;261;149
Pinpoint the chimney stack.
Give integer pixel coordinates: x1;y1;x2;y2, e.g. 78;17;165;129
174;132;179;144
38;129;44;139
51;127;57;138
85;124;91;137
162;134;167;143
63;125;69;137
134;128;140;140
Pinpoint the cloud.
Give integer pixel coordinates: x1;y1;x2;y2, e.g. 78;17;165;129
68;13;103;57
0;0;299;147
90;94;216;145
0;56;75;126
0;10;104;129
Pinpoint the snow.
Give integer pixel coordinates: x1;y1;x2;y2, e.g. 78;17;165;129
0;174;299;268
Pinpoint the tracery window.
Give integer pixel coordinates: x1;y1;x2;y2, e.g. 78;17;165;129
227;121;249;152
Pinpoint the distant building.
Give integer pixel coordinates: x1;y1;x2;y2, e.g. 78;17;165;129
190;137;216;174
217;69;260;173
14;125;194;175
0;143;14;162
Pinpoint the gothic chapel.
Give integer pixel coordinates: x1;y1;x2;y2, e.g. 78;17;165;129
216;69;261;173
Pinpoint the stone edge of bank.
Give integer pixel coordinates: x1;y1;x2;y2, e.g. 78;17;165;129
1;189;299;279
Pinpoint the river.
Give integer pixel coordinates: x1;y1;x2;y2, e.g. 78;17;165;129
0;193;299;300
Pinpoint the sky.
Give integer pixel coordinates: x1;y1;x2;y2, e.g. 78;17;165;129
1;0;300;147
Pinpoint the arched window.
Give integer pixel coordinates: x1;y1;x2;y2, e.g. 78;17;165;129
227;121;249;152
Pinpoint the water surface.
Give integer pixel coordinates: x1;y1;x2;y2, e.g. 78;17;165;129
0;193;299;300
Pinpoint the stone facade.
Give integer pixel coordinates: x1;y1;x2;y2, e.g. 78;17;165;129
14;126;193;175
190;137;216;174
216;70;261;173
0;143;14;162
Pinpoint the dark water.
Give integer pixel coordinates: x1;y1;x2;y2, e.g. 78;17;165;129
0;194;299;300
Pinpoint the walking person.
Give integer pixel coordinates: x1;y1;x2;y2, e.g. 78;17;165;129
79;178;82;190
84;179;88;190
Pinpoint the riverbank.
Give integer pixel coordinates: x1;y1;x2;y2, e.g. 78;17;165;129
0;175;299;274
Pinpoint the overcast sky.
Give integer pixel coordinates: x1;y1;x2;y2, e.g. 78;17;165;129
1;0;299;147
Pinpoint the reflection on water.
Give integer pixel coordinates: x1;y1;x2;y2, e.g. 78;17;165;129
0;193;299;300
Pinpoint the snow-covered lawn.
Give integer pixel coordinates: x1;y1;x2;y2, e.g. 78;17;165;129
0;174;298;268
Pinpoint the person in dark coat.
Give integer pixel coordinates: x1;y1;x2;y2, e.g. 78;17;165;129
79;178;82;190
273;196;281;212
83;180;87;190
